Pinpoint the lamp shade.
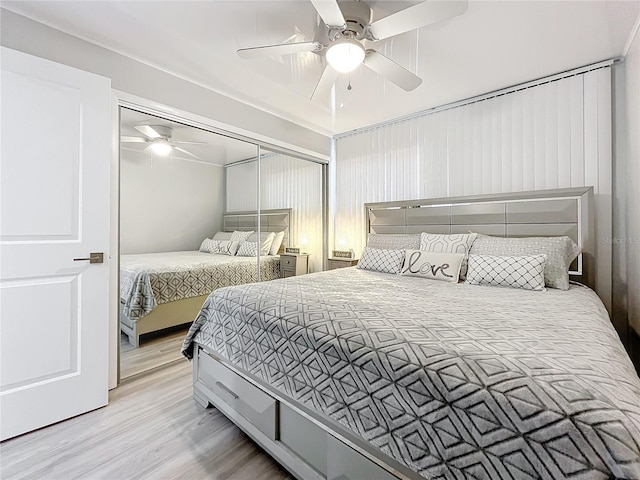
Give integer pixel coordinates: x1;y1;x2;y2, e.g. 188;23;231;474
325;37;365;73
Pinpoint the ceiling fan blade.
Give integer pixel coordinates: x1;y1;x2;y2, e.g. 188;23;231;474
368;0;468;41
238;41;323;59
363;50;422;91
310;64;339;101
121;136;148;143
170;140;208;145
310;0;346;29
134;125;163;139
173;146;203;161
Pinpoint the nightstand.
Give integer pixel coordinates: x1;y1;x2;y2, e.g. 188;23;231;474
327;257;359;270
280;253;309;278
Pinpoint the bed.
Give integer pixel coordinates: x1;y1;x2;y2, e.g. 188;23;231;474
181;188;640;479
120;209;291;347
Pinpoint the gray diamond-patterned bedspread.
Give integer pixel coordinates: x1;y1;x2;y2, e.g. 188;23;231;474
182;267;640;479
120;251;281;323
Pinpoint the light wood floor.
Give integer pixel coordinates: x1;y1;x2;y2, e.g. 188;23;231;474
0;361;292;480
120;329;188;379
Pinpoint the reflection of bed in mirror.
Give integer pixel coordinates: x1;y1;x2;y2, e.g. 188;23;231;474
120;209;291;347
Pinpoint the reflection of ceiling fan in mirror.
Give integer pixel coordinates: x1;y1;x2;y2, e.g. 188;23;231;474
121;125;206;159
237;0;468;100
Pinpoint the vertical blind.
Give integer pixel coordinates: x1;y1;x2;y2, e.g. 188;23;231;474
334;67;612;310
226;154;324;273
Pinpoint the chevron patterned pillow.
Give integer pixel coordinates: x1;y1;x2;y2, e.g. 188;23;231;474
357;247;405;274
420;232;477;280
230;230;253;243
466;253;547;291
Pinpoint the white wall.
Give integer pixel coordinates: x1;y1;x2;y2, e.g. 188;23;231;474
226;161;258;212
0;9;330;158
120;150;224;254
334;67;614;321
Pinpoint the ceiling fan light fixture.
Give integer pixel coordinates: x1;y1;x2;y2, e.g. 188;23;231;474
325;37;365;73
150;139;172;156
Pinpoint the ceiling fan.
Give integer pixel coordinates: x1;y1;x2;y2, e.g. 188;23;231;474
121;125;206;159
237;0;468;100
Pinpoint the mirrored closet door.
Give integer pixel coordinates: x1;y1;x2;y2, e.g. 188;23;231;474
259;150;324;276
225;149;325;279
119;107;258;380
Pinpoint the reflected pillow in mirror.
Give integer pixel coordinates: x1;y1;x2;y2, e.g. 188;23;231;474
270;231;285;255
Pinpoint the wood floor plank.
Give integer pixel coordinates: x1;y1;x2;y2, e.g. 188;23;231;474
0;361;292;480
120;330;188;379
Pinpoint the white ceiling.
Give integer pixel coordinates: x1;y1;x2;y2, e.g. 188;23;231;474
121;108;258;165
5;1;640;135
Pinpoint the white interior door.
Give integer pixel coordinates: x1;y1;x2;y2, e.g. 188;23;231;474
0;47;111;440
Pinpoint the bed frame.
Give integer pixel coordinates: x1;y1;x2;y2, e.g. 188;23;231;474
120;208;292;347
191;188;598;480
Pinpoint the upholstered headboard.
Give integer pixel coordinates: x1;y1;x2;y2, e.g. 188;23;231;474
223;208;292;253
365;187;595;288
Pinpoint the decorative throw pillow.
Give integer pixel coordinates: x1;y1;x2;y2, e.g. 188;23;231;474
236;241;258;257
466;254;547;291
270;231;285;255
400;250;464;283
209;240;239;256
469;234;579;290
199;238;215;253
356;247;405;274
420;232;477;280
212;231;233;241
230;230;253;243
367;233;420;250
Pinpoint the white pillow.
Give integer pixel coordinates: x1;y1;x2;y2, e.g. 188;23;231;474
466;254;547;291
356;247;404;274
269;231;285;255
199;238;214;253
246;231;276;254
400;250;464;283
420;232;477;280
212;231;233;241
236;241;258;257
209;240;239;256
367;233;420;250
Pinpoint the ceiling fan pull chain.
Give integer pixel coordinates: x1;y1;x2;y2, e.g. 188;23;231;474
347;75;352;91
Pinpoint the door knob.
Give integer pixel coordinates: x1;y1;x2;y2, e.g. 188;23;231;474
73;252;104;264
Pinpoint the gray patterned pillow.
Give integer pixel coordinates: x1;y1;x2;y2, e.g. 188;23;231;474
466;254;547;291
236;241;258;257
367;233;420;250
199;238;215;253
420;232;477;280
357;247;404;274
469;234;580;290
